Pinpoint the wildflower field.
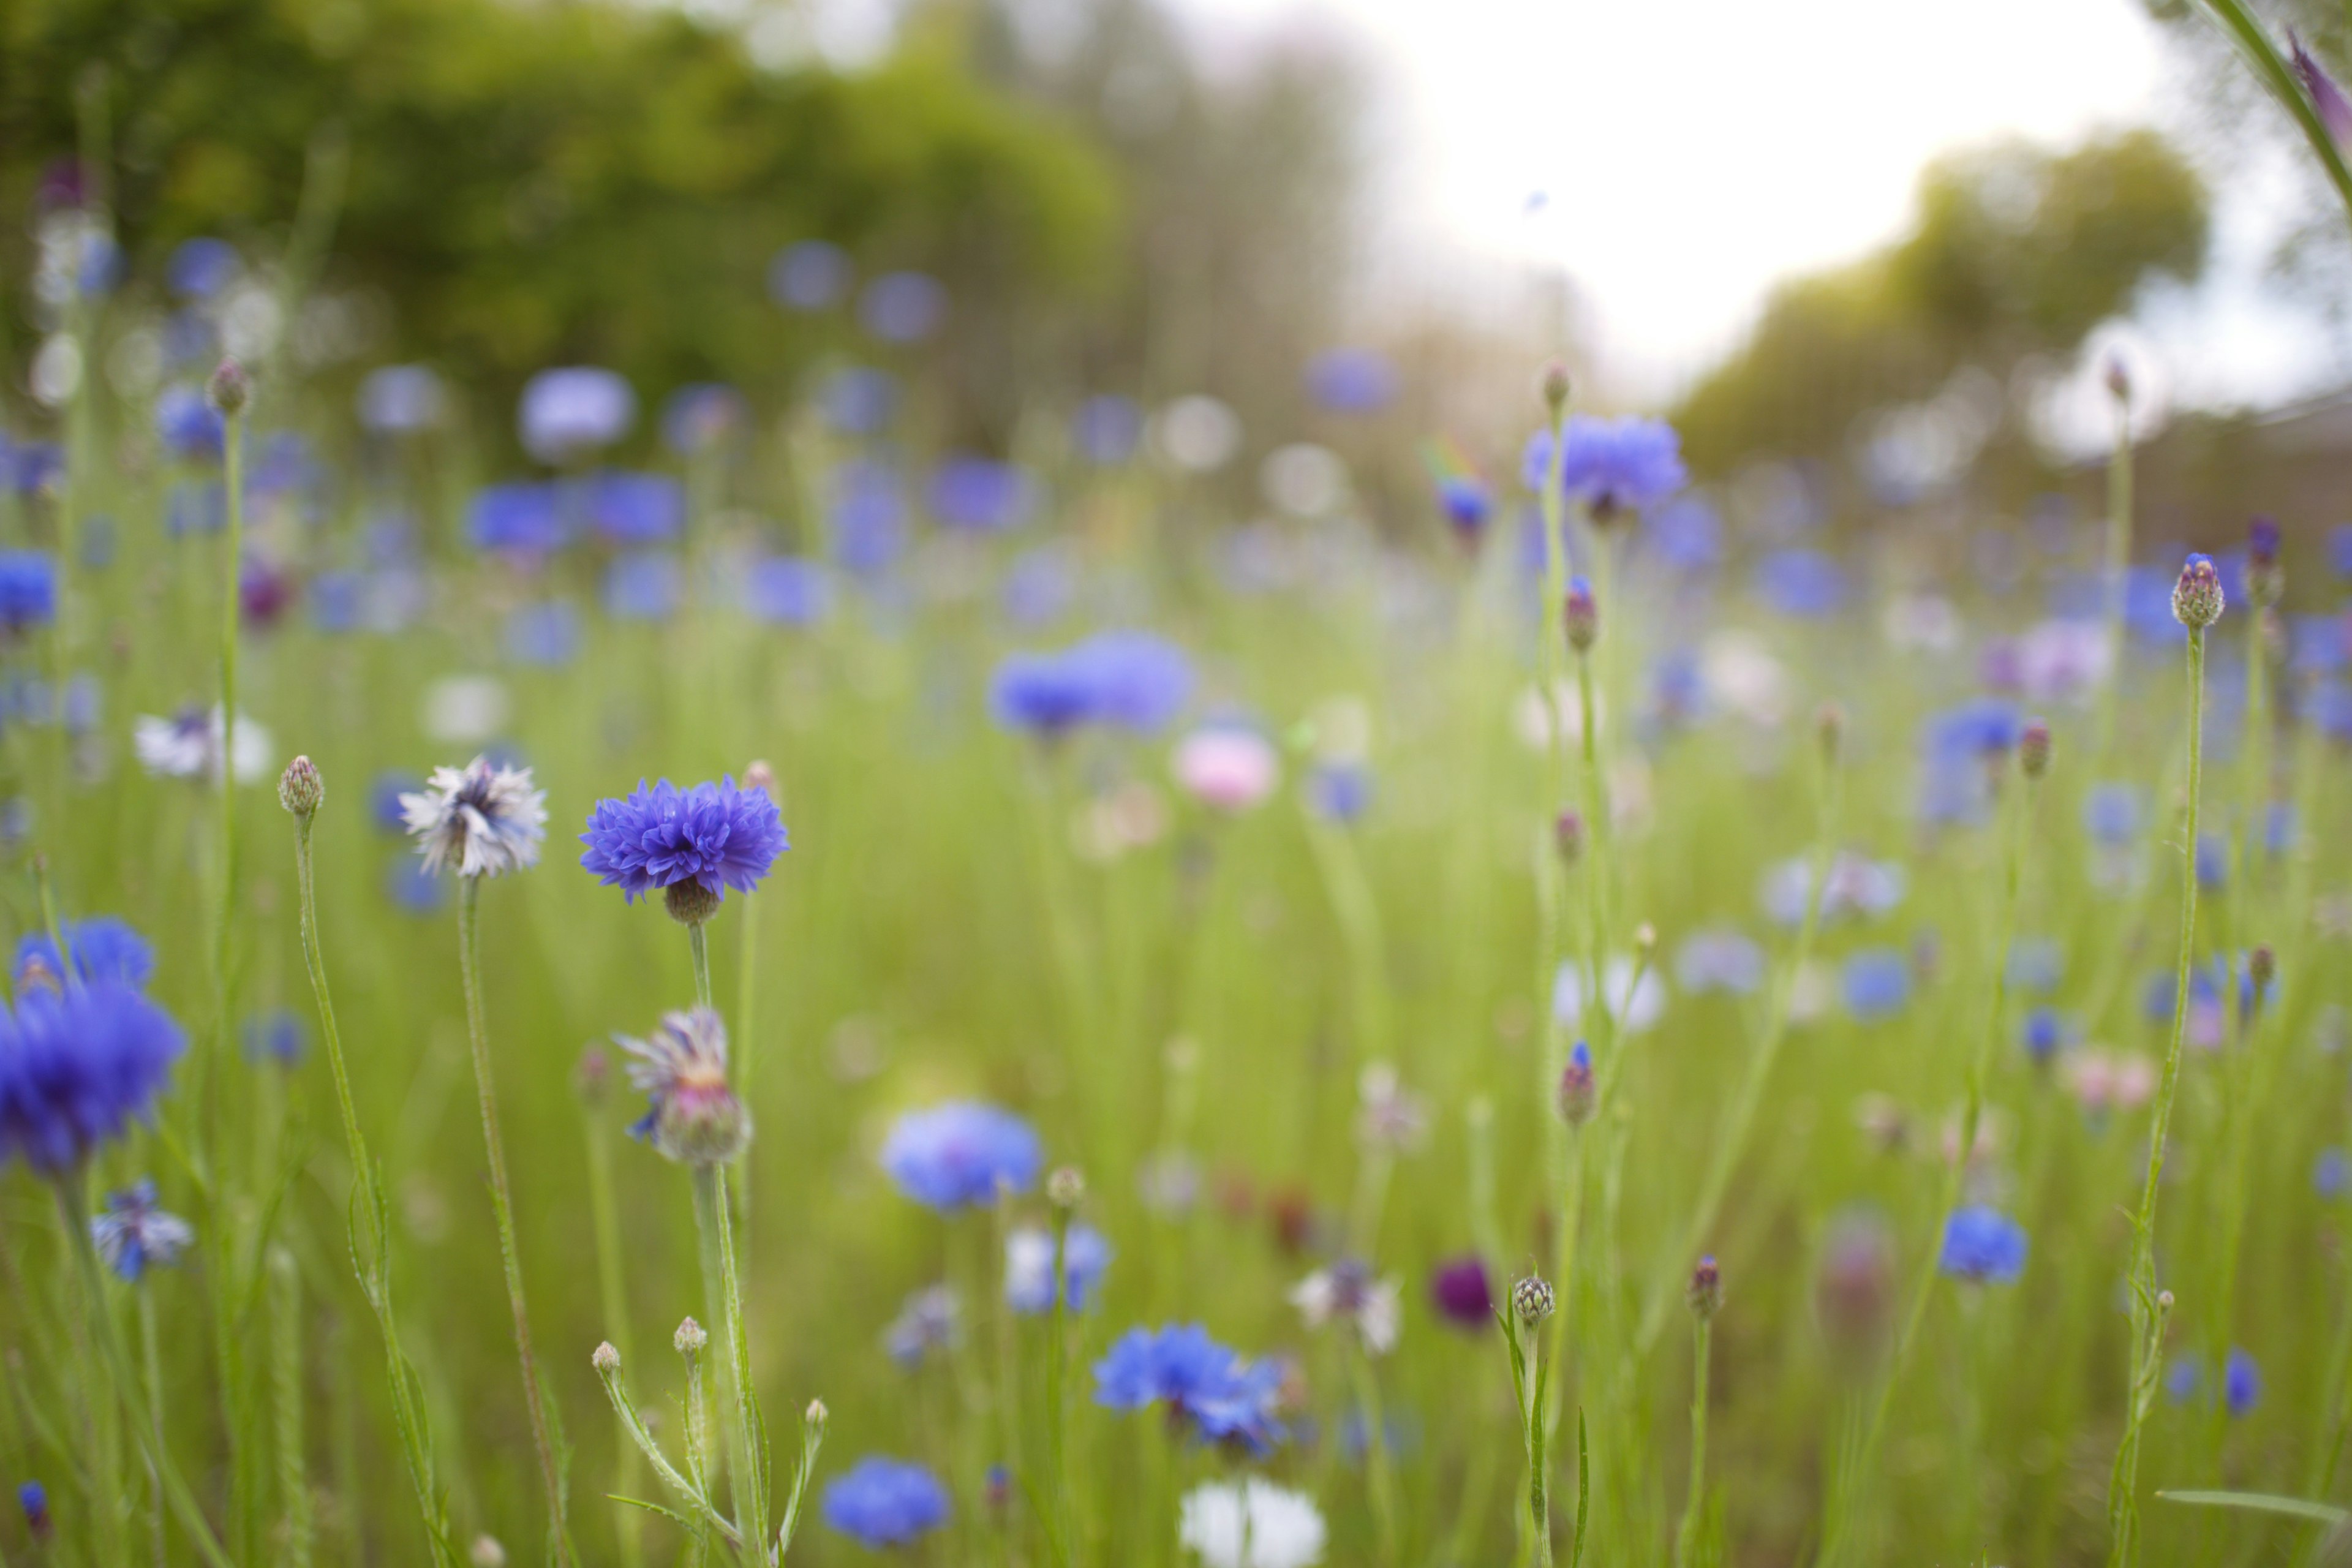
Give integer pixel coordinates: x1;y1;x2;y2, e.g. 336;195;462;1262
7;6;2352;1568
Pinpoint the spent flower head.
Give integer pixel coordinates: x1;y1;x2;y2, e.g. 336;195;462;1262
90;1179;194;1281
614;1008;748;1166
400;756;548;878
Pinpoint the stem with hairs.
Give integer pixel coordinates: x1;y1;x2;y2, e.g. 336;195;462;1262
1675;1313;1711;1568
690;1163;769;1552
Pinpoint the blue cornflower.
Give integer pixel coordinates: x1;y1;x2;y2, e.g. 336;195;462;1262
7;441;64;499
745;557;834;627
822;367;899;436
990;652;1098;736
769;240;851;311
930;457;1036;532
2225;1348;2261;1417
2022;1007;2066;1065
156;384;225;463
1001;546;1076;627
1841;949;1911;1021
519;367;635;465
2166;1355;2204;1406
2195;832;2228;890
167;238;240;300
587;472;684;546
1306;348;1398;414
1006;1223;1113;1314
468;483;568;558
1754;549;1847;617
2333;524;2352;581
1674;930;1764;996
242;1008;305;1067
1072;395;1142;465
369;772;423;834
1521;415;1687;520
89;1179;194;1281
831;461;908;574
1310;761;1373;824
602;552;681;621
859;271;946;343
580;778;789;907
2085;783;2141;846
0;981;186;1174
385;858;445;915
2318;1148;2350;1199
1076;631;1193;734
1438;477;1491;543
1938;1206;2027;1284
661;383;744;456
356;365;445;434
1648;492;1722;571
505;601;582;667
16;918;154;991
1093;1323;1286;1453
18;1480;48;1540
311;571;363;634
0;554;57;635
824;1458;949;1549
881;1102;1041;1210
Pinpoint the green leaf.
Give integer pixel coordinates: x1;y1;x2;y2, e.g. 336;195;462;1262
2157;1490;2350;1526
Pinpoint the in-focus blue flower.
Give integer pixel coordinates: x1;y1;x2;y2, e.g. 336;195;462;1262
1755;549;1847;618
822;1457;949;1548
241;1009;305;1067
0;981;186;1174
745;557;834;627
1310;761;1373;824
519;368;635;465
821;367;899;436
506;601;582;667
1073;395;1142;465
356;365;445;435
1938;1206;2027;1284
2225;1348;2261;1417
1093;1323;1286;1453
156;385;225;463
1842;949;1911;1021
0;554;58;635
1306;348;1398;414
579;778;790;905
930;458;1036;532
1521;415;1687;519
603;551;682;621
90;1179;194;1282
859;271;945;342
770;240;852;311
468;483;568;558
167;238;239;300
1006;1222;1113;1313
587;472;685;546
16;918;154;991
881;1102;1041;1210
2317;1148;2350;1199
661;383;744;456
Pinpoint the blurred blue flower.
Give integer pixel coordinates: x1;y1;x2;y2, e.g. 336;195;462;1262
386;858;447;915
1077;631;1193;733
7;440;63;499
2007;938;2064;993
1919;698;2021;826
990;651;1098;736
1648;492;1722;571
822;1457;949;1548
167;238;239;300
1938;1206;2027;1284
1755;549;1847;617
1438;477;1491;544
2225;1348;2261;1417
519;367;635;464
2195;832;2227;890
821;366;898;436
0;981;186;1174
1675;930;1765;996
242;1008;305;1067
2084;783;2141;846
603;552;680;620
1073;395;1142;464
2022;1007;2066;1065
1006;1223;1112;1313
1001;546;1076;628
880;1102;1041;1210
831;461;908;574
311;571;363;634
505;601;582;667
1093;1324;1286;1453
2166;1355;2204;1406
661;383;744;456
468;483;567;557
162;311;216;371
370;772;423;834
1842;949;1911;1021
1306;348;1398;414
16;917;154;991
1521;415;1686;518
2332;524;2352;579
745;557;833;627
587;472;684;546
357;365;446;434
930;457;1036;532
769;240;851;311
90;1179;194;1281
2316;1148;2349;1199
0;554;58;634
2123;564;2188;646
1310;761;1373;824
156;385;224;463
859;271;945;343
884;1284;959;1367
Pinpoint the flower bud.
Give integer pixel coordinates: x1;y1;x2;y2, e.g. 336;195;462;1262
1047;1166;1086;1209
2247;516;2285;608
279;755;323;818
2171;554;2224;630
804;1397;829;1426
2249;944;2276;990
1512;1275;1556;1328
674;1317;708;1357
1556;1041;1596;1128
592;1341;620;1374
2019;718;2051;781
1815;702;1845;767
207;357;251;417
745;759;777;797
1555;810;1585;869
1539;361;1572;413
665;880;723;928
19;1480;51;1542
1686;1255;1722;1321
469;1536;507;1568
1563;575;1599;654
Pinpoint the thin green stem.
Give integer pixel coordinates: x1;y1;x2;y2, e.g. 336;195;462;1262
455;876;573;1567
2094;391;2133;769
1675;1317;1711;1568
690;1163;768;1553
584;1102;646;1568
138;1286;166;1568
270;1246;314;1568
688;918;714;1012
1348;1343;1400;1566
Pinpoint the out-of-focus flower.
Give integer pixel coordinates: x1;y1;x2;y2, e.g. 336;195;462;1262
1178;1479;1325;1568
880;1102;1041;1210
2064;1050;2156;1118
423;676;511;745
859;271;945;343
134;705;272;785
1355;1063;1427;1154
1552;956;1666;1033
167;238;240;300
1305;348;1397;414
242;1008;306;1067
661;383;744;456
1938;1206;2027;1284
1094;1324;1286;1453
822;1457;949;1548
358;366;447;434
505;601;582;668
1675;929;1765;996
1521;415;1686;520
769;241;851;311
1006;1224;1112;1314
587;472;684;546
884;1283;959;1367
2293;34;2352;155
1308;761;1373;824
1755;549;1847;618
519;368;635;465
1841;949;1912;1021
156;384;225;462
745;557;833;627
603;551;681;620
1427;1256;1493;1330
1289;1259;1401;1355
2317;1147;2350;1199
614;1007;747;1166
0;982;186;1174
1073;395;1142;465
89;1179;195;1281
1174;726;1280;813
929;457;1036;532
467;483;568;559
16;918;153;992
2225;1348;2261;1417
0;554;58;635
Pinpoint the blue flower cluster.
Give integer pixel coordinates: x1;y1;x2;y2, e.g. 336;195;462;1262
579;778;790;903
821;1456;949;1548
988;631;1194;737
880;1102;1041;1210
1093;1323;1286;1453
0;982;186;1174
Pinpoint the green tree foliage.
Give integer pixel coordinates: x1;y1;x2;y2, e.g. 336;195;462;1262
0;0;1120;410
1674;129;2208;473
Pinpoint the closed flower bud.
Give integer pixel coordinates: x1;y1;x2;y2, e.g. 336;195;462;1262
664;880;725;928
592;1341;621;1374
1047;1165;1086;1209
575;1044;611;1106
2247;516;2285;607
1815;702;1845;767
744;759;777;797
1563;575;1599;654
674;1317;707;1357
469;1536;507;1568
1634;922;1657;959
1687;1255;1722;1320
1512;1275;1556;1327
2171;554;2224;630
1555;810;1585;868
2019;718;2051;780
2249;945;2276;990
1540;361;1572;413
207;358;252;417
805;1397;829;1426
1556;1041;1596;1128
279;755;323;818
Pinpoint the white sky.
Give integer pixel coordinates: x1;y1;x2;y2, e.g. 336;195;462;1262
1166;0;2352;413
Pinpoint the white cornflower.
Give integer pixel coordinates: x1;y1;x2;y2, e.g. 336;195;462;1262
1289;1259;1401;1356
1551;956;1667;1035
1354;1063;1427;1154
399;756;547;878
1178;1479;1325;1568
134;704;273;785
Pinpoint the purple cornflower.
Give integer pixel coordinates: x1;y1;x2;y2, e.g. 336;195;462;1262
401;758;548;879
1305;348;1398;414
824;1457;949;1548
89;1179;194;1281
579;777;790;907
519;368;635;466
587;472;684;546
1522;415;1687;521
1005;1223;1113;1314
614;1007;747;1166
1938;1206;2027;1284
2225;1348;2261;1417
1428;1255;1494;1330
1093;1324;1287;1453
880;1102;1041;1210
0;981;186;1174
0;554;57;635
15;917;154;991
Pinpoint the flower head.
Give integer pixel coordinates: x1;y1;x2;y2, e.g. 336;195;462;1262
822;1457;949;1549
1094;1323;1286;1453
1005;1223;1113;1314
519;368;635;465
1556;1040;1597;1127
19;1481;50;1542
1178;1479;1327;1568
1428;1255;1494;1330
1355;1063;1428;1153
2293;31;2352;154
614;1008;748;1166
0;981;186;1174
1938;1205;2027;1284
1289;1259;1401;1355
1173;727;1281;813
881;1102;1042;1210
884;1284;960;1368
15;918;153;992
401;757;548;879
579;777;790;908
90;1179;194;1281
134;704;273;785
0;553;57;635
2172;552;2225;630
2225;1347;2261;1417
1523;415;1686;521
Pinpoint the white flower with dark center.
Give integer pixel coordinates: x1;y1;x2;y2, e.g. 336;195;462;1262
1289;1258;1401;1356
134;704;273;784
90;1180;195;1283
1178;1479;1326;1568
1354;1063;1427;1154
884;1284;960;1368
399;756;547;878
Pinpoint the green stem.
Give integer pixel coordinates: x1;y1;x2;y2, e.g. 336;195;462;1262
270;1246;313;1568
584;1103;646;1568
455;876;573;1567
690;1163;768;1553
688;918;714;1012
592;1357;742;1553
1348;1344;1400;1566
2094;390;2133;769
138;1287;166;1568
1675;1317;1711;1568
1045;1208;1074;1568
